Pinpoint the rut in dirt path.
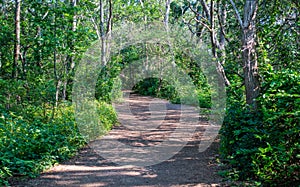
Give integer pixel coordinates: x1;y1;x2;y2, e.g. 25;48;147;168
11;92;224;187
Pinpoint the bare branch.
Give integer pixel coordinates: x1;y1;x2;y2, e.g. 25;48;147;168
199;0;211;21
217;3;230;43
188;2;198;15
90;17;100;39
42;11;49;20
243;0;257;28
188;2;209;23
193;17;212;32
183;18;196;34
139;0;144;7
229;0;243;28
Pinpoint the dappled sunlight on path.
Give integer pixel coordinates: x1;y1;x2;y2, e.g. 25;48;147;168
11;93;225;187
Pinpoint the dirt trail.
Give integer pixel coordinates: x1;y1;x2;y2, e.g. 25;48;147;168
10;93;225;187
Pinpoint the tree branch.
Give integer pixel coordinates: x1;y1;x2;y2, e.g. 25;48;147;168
193;17;212;32
199;0;211;21
243;0;257;28
217;3;230;43
228;0;243;28
188;2;209;23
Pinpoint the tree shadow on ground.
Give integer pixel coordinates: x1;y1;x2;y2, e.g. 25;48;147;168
10;93;225;187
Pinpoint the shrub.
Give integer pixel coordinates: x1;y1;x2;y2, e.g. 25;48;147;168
0;101;117;185
133;77;211;108
220;68;300;186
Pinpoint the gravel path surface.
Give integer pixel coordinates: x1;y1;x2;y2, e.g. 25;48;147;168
10;93;226;187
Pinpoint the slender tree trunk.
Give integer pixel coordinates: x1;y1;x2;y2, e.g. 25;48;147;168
191;1;230;86
20;47;27;78
62;0;77;101
13;0;21;79
36;26;42;69
107;0;112;34
203;0;230;86
218;1;226;62
70;0;77;72
54;51;60;107
105;0;112;60
100;0;106;65
55;80;62;107
53;1;60;108
216;1;230;86
164;0;171;28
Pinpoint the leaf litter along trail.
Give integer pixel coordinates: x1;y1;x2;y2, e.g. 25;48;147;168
11;92;227;187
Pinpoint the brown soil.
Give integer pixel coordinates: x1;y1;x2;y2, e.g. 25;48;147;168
9;92;228;187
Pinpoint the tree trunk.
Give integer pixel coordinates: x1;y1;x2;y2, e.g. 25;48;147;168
36;26;42;69
105;0;112;59
216;1;230;86
100;0;106;65
229;0;260;109
55;80;62;107
164;0;171;28
53;0;60;107
202;0;230;86
62;0;77;101
242;1;259;109
70;0;77;71
13;0;21;79
107;0;112;34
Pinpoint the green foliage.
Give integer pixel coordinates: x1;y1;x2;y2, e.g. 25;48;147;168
95;65;123;103
75;100;118;141
133;77;178;100
113;0;163;24
132;77;211;108
0;105;81;185
0;0;298;186
220;68;300;185
0;100;117;185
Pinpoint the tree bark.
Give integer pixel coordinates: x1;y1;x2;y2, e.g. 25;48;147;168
242;0;259;109
70;0;77;70
194;0;230;86
230;0;260;109
13;0;21;79
53;1;60;107
105;0;112;59
62;0;77;101
164;0;171;28
107;0;112;35
100;0;106;65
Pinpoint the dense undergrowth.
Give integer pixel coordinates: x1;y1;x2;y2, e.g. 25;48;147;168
220;68;300;186
133;76;211;108
0;79;117;186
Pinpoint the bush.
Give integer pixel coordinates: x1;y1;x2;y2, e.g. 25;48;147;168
133;77;178;100
0;101;117;185
133;77;211;108
220;68;300;186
